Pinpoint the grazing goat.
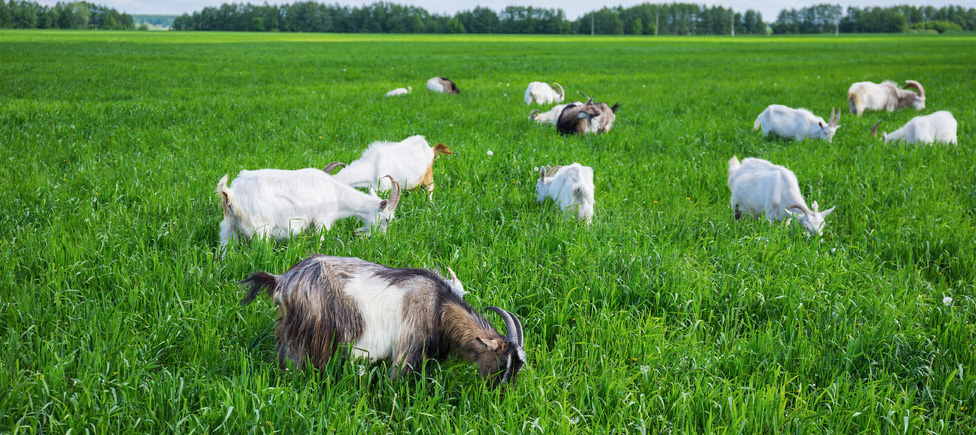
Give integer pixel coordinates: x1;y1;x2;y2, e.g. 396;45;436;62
524;82;565;105
556;94;619;135
385;86;412;97
727;156;835;235
753;105;841;142
536;163;596;223
325;135;452;200
427;76;460;94
215;171;401;252
872;111;957;145
241;255;526;387
847;80;925;117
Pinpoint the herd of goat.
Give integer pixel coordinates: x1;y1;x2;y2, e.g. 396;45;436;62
222;75;957;388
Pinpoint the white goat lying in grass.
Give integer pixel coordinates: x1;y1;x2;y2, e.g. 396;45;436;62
872;111;957;145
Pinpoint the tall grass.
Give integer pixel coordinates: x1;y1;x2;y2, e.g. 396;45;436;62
1;30;974;432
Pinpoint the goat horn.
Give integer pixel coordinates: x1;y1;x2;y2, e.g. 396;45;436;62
577;91;593;104
833;107;840;127
323;161;345;173
529;109;541;119
904;80;925;99
486;306;523;348
384;175;401;211
547;165;562;178
871;119;882;138
787;203;811;215
553;82;564;99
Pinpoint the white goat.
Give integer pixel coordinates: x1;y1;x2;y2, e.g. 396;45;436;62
326;135;452;200
385;86;412;97
529;102;581;125
241;255;526;387
524;82;565;105
215;170;401;252
872;111;957;145
847;80;925;117
727;156;835;235
427;76;460;94
753;105;841;142
536;163;596;223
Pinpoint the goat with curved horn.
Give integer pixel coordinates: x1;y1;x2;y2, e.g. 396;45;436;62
323;162;346;173
553;82;565;100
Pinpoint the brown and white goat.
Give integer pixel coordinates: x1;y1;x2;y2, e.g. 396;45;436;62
847;80;925;117
241;255;526;387
427;76;461;94
556;93;620;135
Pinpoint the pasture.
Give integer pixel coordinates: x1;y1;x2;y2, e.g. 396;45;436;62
1;30;974;432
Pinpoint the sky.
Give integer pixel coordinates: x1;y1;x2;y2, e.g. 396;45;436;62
36;0;968;21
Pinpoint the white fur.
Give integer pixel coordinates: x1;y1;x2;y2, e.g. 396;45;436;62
727;156;835;235
216;169;397;252
536;163;596;223
332;135;449;199
880;111;957;145
341;274;406;362
847;80;925;117
426;76;458;94
753;104;840;142
524;82;565;105
385;86;412;97
530;102;580;125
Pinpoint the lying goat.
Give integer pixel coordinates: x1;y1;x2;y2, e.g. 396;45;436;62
847;80;925;117
727;156;835;235
325;135;452;200
385;86;412;97
241;255;526;387
216;171;401;252
529;102;582;125
753;105;841;142
524;82;565;105
536;163;596;223
556;93;619;135
872;111;957;145
427;76;460;94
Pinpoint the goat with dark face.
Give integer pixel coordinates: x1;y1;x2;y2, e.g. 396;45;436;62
555;94;620;135
241;255;526;387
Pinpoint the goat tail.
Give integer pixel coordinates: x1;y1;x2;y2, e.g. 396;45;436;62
216;174;235;214
240;271;279;305
432;143;453;156
727;156;741;178
847;91;859;115
752;113;762;131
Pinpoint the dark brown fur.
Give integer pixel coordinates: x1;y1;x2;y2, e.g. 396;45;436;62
241;255;365;370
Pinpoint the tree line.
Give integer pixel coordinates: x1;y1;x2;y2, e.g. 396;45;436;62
168;2;769;35
772;4;976;34
0;1;134;29
1;1;974;34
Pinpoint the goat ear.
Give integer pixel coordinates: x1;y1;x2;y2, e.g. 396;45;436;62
539;167;546;179
818;121;825;129
378;200;389;211
476;337;502;351
820;206;835;217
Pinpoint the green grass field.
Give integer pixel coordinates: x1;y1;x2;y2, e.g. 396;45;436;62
1;30;974;433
